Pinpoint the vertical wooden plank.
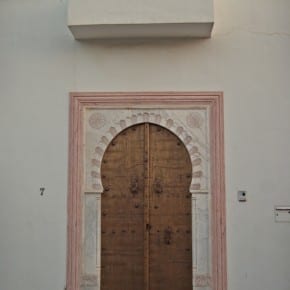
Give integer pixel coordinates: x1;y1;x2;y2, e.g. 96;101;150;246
143;123;150;290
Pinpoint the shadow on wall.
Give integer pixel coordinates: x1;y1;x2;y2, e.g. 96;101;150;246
75;37;210;50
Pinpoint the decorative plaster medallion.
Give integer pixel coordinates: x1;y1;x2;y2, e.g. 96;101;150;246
88;112;106;129
186;112;204;129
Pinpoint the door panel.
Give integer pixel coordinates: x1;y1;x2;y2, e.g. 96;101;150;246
101;123;192;290
101;125;145;290
149;124;192;290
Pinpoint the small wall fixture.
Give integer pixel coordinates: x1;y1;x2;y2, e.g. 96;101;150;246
275;206;290;222
237;190;247;202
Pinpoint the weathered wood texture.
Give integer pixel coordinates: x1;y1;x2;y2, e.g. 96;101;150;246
149;124;192;290
101;125;145;290
101;123;192;290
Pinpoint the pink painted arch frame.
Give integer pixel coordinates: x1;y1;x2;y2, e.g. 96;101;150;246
67;92;227;290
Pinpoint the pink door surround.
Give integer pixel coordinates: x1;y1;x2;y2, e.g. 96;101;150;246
67;92;227;290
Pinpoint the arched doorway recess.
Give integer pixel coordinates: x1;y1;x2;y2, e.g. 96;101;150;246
101;123;192;290
67;92;226;290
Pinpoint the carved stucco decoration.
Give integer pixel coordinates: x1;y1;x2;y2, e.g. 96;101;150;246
83;107;212;290
85;108;209;193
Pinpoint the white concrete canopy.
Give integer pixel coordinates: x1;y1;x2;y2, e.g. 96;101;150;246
68;0;214;39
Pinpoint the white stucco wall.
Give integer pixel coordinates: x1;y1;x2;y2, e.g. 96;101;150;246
0;1;290;290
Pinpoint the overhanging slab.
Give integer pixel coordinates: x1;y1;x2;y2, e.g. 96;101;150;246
68;0;214;39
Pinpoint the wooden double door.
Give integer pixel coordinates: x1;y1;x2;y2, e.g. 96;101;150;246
101;123;192;290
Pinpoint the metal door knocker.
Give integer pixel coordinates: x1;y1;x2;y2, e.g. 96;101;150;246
164;227;173;245
154;178;163;194
130;176;139;194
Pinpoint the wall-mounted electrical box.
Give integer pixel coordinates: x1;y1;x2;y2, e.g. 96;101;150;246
275;206;290;223
68;0;214;39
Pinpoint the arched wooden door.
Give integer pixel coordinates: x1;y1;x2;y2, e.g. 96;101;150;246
101;123;192;290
